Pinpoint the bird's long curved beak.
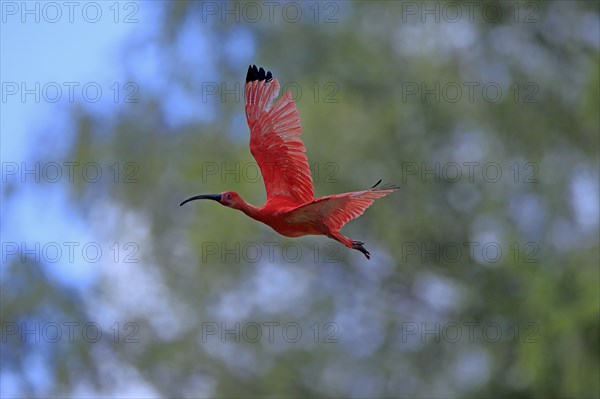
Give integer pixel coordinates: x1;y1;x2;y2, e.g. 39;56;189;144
180;194;222;206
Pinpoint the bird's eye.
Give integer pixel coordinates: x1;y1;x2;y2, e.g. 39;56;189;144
226;194;232;199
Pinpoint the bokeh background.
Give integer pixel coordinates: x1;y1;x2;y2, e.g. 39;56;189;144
1;1;599;397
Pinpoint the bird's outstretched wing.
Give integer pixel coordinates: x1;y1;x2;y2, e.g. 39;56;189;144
284;181;399;231
244;65;314;205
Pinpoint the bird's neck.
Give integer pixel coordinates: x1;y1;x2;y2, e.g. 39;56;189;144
235;199;263;221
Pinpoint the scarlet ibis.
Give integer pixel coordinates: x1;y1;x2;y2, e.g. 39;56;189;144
181;65;398;259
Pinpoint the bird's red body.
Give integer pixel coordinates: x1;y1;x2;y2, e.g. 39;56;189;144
181;65;398;259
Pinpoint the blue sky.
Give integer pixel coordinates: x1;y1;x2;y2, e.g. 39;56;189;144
1;4;137;157
1;4;141;287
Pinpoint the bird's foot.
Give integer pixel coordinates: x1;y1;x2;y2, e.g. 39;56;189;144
352;241;371;260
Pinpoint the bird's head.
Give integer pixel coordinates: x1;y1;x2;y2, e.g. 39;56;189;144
180;191;243;209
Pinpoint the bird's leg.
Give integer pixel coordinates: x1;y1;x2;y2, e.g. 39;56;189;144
327;231;372;260
352;241;371;260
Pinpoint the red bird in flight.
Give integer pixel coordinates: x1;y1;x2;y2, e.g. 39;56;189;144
181;65;398;259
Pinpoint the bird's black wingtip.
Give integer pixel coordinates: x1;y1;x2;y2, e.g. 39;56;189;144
246;64;273;83
371;179;383;189
371;179;400;191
